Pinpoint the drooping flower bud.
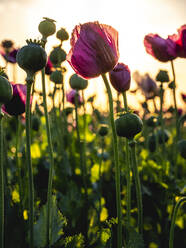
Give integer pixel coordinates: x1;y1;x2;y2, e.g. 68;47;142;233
56;28;69;41
16;39;47;77
156;70;169;83
38;17;56;39
50;70;63;84
115;112;143;139
109;63;131;92
69;73;88;90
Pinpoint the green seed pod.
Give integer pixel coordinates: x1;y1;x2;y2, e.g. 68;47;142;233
0;75;13;104
16;40;47;75
50;70;63;84
38;17;56;38
156;129;170;144
49;46;66;66
31;115;41;131
56;28;69;41
156;70;169;83
177;139;186;159
147;134;156;152
115;112;143;139
98;124;109;136
69;74;88;90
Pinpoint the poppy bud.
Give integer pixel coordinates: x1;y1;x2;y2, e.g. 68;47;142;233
109;63;131;92
69;74;88;90
146;116;157;127
38;17;56;39
98;124;109;136
16;40;47;76
50;70;63;84
115;112;143;139
49;47;66;67
156;70;169;83
56;28;69;41
0;74;13;104
178;139;186;159
156;129;170;144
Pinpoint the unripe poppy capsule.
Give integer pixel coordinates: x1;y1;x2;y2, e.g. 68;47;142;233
56;28;69;41
38;17;56;38
0;75;13;104
115;112;143;139
50;70;63;84
69;74;88;90
98;124;109;136
156;70;169;83
49;47;66;66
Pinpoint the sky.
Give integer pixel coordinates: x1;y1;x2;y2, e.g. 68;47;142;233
0;0;186;110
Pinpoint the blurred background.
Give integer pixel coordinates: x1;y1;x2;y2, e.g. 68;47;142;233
0;0;186;111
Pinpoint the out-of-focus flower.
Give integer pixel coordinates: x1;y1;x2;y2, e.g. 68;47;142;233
0;48;18;64
45;58;53;75
144;34;177;62
169;25;186;58
109;63;131;92
178;108;183;116
67;21;119;79
2;83;29;116
181;93;186;103
66;89;82;105
133;72;158;99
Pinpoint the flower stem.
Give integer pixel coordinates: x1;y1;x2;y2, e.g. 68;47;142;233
101;73;122;248
41;68;55;247
129;140;143;236
122;92;131;232
25;79;34;248
0;107;4;248
169;197;186;248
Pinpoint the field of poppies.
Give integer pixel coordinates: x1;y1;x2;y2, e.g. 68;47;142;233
0;18;186;248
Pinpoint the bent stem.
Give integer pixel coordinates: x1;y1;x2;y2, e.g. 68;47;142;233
41;68;55;247
129;139;143;236
0;107;4;248
101;73;122;248
169;197;186;248
25;78;34;248
122;92;131;233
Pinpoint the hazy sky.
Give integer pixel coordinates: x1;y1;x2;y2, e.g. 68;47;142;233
0;0;186;109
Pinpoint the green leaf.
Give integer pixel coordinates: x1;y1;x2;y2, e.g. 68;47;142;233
34;195;67;247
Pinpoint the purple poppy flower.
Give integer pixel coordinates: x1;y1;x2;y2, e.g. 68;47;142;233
66;89;82;105
2;83;29;116
67;21;119;79
0;49;18;64
144;34;177;62
169;25;186;58
109;63;131;92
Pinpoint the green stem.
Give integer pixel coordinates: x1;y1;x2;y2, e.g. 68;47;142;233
25;79;34;248
101;74;122;248
122;92;131;232
169;197;186;248
98;137;104;225
41;68;55;248
129;140;143;236
0;107;4;248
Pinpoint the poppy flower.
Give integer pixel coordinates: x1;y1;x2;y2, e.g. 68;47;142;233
66;89;82;105
2;83;29;116
67;21;119;79
0;49;18;64
109;63;131;92
169;25;186;58
144;34;177;62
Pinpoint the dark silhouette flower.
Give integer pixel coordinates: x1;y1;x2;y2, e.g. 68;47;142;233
67;21;119;79
2;83;30;116
0;48;18;64
109;63;131;92
144;34;177;62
